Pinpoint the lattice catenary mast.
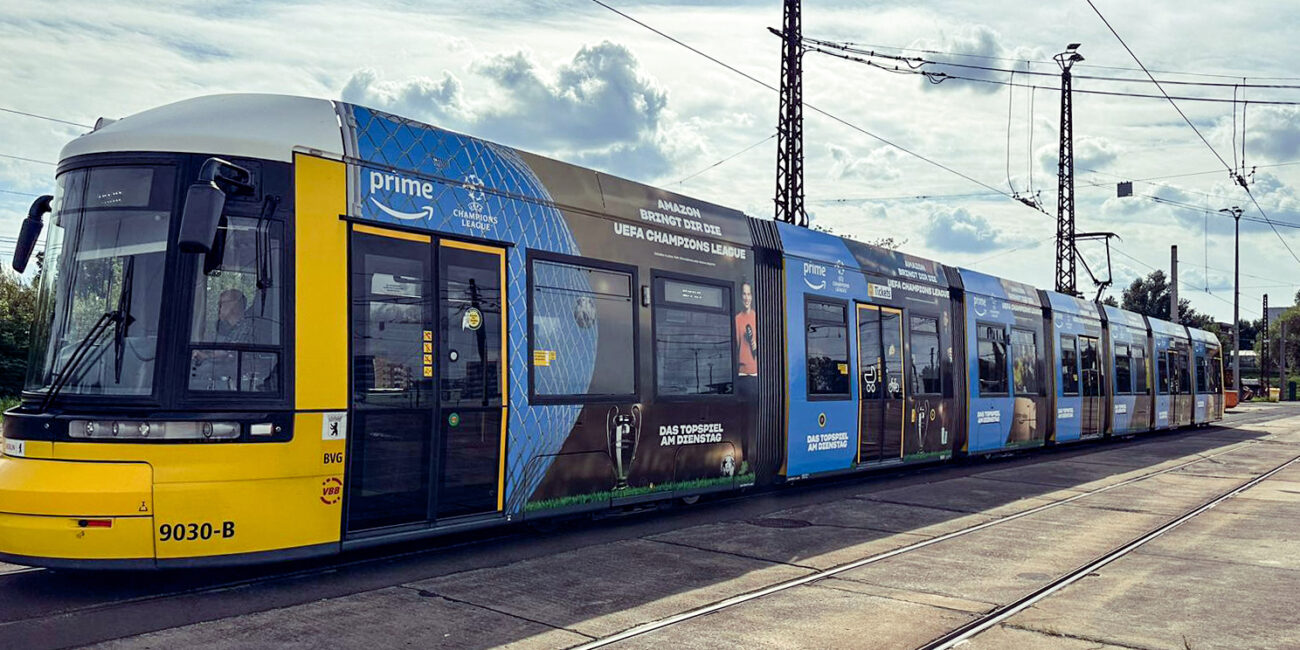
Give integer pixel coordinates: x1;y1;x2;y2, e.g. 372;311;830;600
1054;44;1084;295
774;0;806;227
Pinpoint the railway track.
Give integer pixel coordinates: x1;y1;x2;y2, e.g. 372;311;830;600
921;449;1300;649
572;413;1293;649
0;409;1282;648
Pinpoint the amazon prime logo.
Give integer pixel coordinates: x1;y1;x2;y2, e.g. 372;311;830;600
367;169;435;221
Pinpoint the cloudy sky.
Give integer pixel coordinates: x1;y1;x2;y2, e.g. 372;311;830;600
3;0;1299;322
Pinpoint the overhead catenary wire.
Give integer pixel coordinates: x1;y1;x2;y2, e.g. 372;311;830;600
589;0;1048;216
0;106;93;129
675;131;776;185
1083;0;1300;271
801;39;1300;90
1111;245;1260;317
804;45;1300;107
0;152;55;166
823;40;1300;83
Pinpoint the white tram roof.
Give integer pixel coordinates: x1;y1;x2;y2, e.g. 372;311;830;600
61;94;344;164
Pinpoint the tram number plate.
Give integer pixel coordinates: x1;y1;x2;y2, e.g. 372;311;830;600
158;521;235;542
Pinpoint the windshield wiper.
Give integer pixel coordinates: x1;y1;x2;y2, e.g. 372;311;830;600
40;310;119;411
41;258;136;410
113;256;136;383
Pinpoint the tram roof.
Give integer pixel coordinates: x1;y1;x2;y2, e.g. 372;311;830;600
61;94;344;164
955;267;1043;308
1042;290;1101;321
1103;304;1149;331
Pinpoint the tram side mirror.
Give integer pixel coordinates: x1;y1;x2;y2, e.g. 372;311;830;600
12;194;52;273
179;158;252;254
178;182;225;254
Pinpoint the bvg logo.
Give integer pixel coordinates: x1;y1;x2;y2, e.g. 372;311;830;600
320;477;343;505
803;261;827;290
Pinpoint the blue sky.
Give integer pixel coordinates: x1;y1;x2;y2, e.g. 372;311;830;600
2;0;1299;321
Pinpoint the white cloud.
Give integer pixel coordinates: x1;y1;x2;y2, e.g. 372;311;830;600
341;41;701;181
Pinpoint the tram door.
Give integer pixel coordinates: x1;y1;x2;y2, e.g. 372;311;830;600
857;304;905;463
1079;336;1103;437
347;226;436;532
434;240;507;519
346;227;507;534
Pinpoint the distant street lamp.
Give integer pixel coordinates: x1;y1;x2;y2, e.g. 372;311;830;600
1221;206;1243;394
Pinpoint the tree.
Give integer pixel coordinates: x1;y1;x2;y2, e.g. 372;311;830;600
0;271;38;396
1119;270;1212;328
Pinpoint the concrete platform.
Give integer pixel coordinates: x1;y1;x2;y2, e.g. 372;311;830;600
70;405;1300;650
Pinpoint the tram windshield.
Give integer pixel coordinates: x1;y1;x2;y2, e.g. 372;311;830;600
25;165;176;398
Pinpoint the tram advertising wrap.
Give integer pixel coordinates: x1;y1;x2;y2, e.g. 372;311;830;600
0;94;1226;569
346;105;756;513
959;269;1050;454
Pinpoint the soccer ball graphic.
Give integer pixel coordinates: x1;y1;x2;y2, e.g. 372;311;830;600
573;295;597;329
720;454;736;477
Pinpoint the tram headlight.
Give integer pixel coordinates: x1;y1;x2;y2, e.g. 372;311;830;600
68;420;241;441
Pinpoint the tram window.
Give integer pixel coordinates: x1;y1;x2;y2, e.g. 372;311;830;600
976;323;1008;395
1080;336;1101;397
1177;351;1192;394
1011;328;1041;396
806;299;850;397
1196;356;1208;393
1060;334;1079;396
530;258;636;399
910;316;941;395
188;216;282;393
1133;345;1149;393
1209;350;1222;392
1157;353;1170;394
1114;344;1132;394
654;277;733;396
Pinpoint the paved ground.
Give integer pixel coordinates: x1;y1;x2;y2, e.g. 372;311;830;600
6;403;1299;649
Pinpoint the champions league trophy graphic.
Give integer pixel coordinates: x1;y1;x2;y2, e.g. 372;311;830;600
607;405;642;489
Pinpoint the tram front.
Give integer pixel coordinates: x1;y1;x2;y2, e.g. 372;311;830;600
0;95;348;568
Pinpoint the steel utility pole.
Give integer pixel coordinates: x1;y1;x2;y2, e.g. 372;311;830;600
772;0;805;227
1222;206;1243;394
1054;44;1084;295
1170;245;1178;323
1263;293;1270;395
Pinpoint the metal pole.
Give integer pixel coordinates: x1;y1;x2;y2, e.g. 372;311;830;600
1222;206;1243;394
1054;44;1083;295
1282;320;1289;400
1170;245;1178;323
1263;293;1270;395
1233;210;1241;394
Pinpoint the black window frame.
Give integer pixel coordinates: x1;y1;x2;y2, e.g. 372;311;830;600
976;321;1010;397
526;250;640;405
1010;326;1042;397
184;216;288;399
1133;343;1149;395
909;314;942;396
1060;334;1080;397
805;296;852;401
1114;343;1132;395
177;155;292;410
650;271;736;401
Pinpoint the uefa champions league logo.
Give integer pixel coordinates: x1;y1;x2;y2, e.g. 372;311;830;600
462;174;487;212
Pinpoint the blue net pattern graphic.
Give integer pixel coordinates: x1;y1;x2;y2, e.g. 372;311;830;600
345;105;596;512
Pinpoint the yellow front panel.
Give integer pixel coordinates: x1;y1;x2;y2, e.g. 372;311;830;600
152;474;339;559
0;513;153;560
47;414;345;559
0;457;151;516
294;153;349;411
